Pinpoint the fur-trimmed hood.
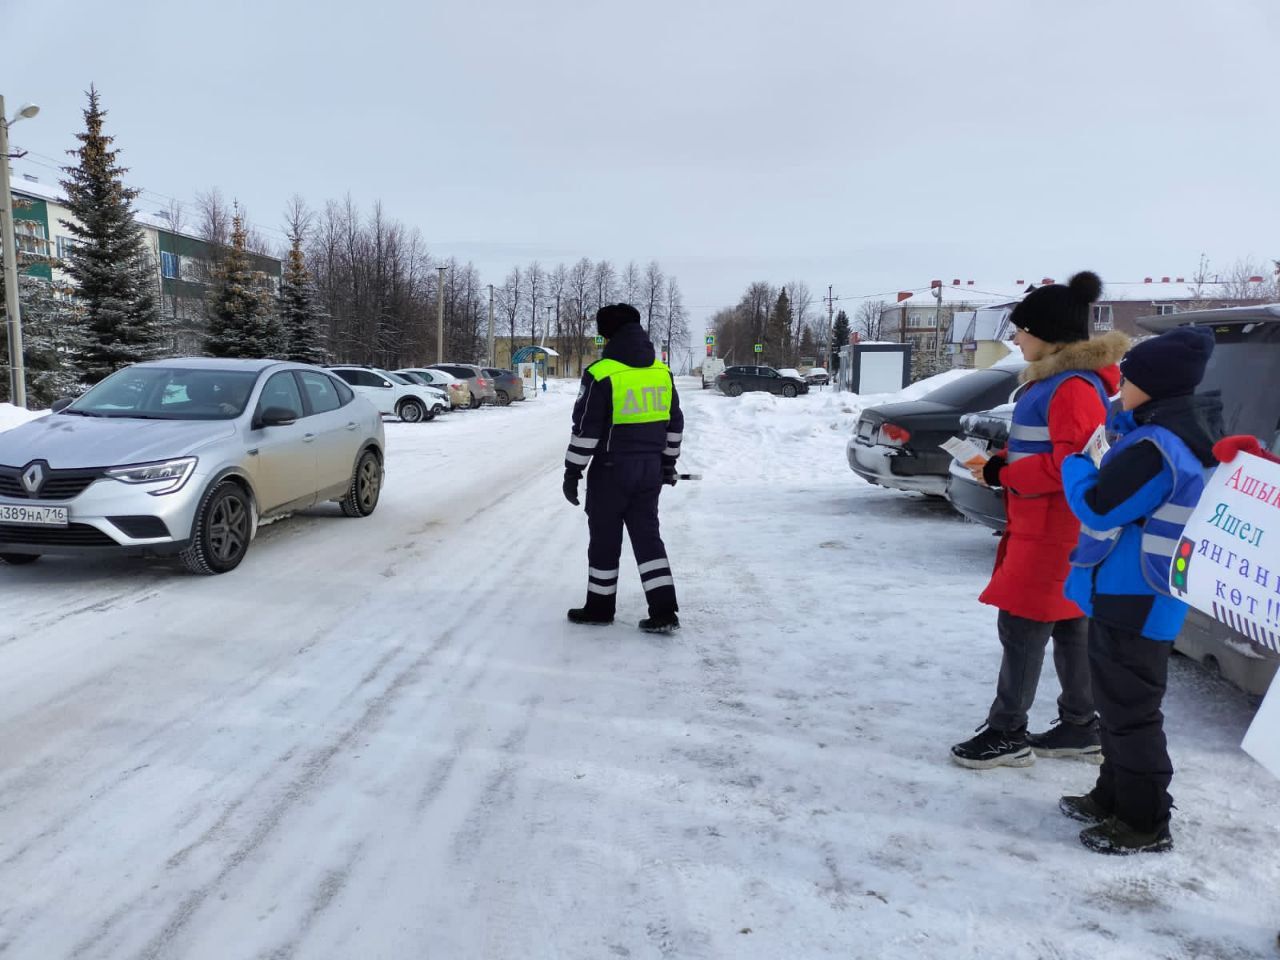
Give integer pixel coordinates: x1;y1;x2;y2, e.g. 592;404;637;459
1020;330;1130;385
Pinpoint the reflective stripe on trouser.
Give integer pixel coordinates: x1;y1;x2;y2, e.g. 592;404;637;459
584;457;678;617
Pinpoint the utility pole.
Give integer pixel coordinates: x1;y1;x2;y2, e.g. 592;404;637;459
825;283;834;366
934;282;943;371
1;95;39;408
487;283;495;366
436;265;447;363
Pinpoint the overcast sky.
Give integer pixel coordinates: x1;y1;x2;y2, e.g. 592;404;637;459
4;0;1279;332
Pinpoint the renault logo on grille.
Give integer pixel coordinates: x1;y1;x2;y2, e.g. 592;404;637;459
21;463;45;496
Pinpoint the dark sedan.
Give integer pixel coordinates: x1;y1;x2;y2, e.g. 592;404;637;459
846;363;1025;497
716;365;809;398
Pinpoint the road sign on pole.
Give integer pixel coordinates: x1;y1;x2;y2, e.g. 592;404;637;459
753;343;763;354
705;334;716;346
594;335;605;346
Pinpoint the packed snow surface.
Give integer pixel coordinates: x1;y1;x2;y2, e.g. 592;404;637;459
0;380;1276;959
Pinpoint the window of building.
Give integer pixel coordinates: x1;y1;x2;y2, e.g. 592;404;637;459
1154;303;1177;316
161;251;180;279
56;235;78;260
1092;305;1114;330
14;220;47;257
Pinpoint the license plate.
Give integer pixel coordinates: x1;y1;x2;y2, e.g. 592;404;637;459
0;502;69;527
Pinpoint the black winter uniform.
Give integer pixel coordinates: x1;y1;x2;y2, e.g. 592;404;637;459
564;323;683;618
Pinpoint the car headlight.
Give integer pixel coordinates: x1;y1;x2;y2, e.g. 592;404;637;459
105;457;198;495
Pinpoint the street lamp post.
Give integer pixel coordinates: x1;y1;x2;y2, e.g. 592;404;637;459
0;96;40;408
436;265;447;363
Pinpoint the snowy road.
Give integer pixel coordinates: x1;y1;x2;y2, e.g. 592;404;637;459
1;384;1278;960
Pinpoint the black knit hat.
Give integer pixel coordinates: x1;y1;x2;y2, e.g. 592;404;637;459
1009;271;1102;344
1121;326;1215;400
597;303;641;339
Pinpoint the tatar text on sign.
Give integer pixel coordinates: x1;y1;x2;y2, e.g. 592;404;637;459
1174;452;1280;654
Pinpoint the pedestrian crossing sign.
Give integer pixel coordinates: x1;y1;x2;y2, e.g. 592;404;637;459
753;343;763;353
594;336;605;346
705;335;716;345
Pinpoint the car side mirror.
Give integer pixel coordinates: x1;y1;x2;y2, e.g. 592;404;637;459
51;398;75;413
256;406;298;429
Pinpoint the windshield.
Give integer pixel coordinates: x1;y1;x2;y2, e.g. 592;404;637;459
398;371;428;385
1199;322;1280;450
69;367;260;420
385;372;412;385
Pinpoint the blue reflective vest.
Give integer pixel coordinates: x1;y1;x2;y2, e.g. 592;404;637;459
1069;425;1208;596
1007;370;1111;466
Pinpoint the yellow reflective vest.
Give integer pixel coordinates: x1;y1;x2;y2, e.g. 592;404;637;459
587;358;674;425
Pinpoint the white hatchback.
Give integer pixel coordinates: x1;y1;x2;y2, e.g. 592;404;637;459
328;366;448;423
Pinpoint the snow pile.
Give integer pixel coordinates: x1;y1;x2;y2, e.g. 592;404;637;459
0;403;44;434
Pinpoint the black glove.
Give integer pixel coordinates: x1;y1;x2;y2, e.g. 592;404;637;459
563;468;582;505
982;455;1007;489
662;462;678;487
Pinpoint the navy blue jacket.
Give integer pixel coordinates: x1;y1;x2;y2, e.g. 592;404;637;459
1063;394;1223;640
564;323;684;473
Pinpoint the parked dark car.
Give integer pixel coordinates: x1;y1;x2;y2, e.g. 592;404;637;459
481;368;525;405
847;363;1025;497
716;365;809;398
945;305;1280;694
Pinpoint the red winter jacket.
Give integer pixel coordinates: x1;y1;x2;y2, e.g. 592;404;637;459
979;333;1128;622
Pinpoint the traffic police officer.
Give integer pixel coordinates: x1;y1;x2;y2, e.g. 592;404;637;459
563;304;684;633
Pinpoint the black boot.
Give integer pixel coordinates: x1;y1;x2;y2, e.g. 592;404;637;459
639;612;680;634
567;597;614;626
1079;816;1172;855
1029;717;1102;762
1059;792;1111;825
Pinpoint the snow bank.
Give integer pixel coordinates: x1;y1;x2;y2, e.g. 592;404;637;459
0;403;44;434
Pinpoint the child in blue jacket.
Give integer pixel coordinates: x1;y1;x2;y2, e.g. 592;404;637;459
1058;326;1222;854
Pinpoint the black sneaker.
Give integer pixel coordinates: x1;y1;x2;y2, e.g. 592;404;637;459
639;612;680;634
567;607;613;626
1079;817;1172;856
1059;793;1111;825
950;725;1033;769
1029;718;1102;763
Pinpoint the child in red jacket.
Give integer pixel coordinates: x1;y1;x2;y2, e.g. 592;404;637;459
952;273;1128;769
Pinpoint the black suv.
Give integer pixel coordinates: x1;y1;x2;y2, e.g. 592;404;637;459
945;304;1280;694
716;365;809;398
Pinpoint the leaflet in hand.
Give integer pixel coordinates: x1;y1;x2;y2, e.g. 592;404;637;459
940;436;990;468
1085;424;1110;468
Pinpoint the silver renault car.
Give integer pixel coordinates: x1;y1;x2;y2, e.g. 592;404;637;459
0;358;385;574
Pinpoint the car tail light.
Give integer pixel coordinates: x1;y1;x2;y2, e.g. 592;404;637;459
880;423;912;446
477;377;489;387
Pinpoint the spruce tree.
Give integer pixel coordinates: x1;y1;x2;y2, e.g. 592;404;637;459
277;235;327;364
205;210;282;358
0;276;89;406
831;309;851;357
59;86;162;383
767;288;793;365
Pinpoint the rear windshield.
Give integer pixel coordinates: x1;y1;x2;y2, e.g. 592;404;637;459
922;369;1017;409
1199;322;1280;449
437;366;473;379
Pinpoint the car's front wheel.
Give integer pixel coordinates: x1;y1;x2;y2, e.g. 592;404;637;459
341;449;383;518
181;481;252;575
0;553;40;566
782;384;798;398
398;398;426;423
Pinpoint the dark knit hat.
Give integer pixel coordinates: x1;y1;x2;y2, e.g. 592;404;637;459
597;303;641;339
1120;326;1215;400
1009;271;1102;344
